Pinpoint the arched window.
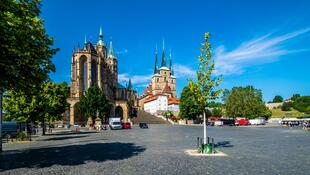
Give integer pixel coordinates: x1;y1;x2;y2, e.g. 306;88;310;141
91;59;97;85
80;56;88;92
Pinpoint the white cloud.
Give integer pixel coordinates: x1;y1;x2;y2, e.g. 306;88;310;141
116;49;128;55
118;73;152;85
174;64;196;78
214;28;310;75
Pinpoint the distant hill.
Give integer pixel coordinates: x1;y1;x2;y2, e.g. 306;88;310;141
271;108;305;118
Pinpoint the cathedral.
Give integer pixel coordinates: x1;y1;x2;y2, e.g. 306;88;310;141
138;42;178;111
67;28;137;125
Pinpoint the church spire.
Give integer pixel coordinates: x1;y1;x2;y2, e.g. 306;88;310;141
84;35;87;50
108;40;114;58
154;44;159;74
169;49;174;76
127;78;132;90
161;39;166;67
97;27;104;46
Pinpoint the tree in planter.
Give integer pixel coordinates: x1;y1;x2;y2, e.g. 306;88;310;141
273;95;283;103
3;82;69;135
188;32;222;146
78;86;112;124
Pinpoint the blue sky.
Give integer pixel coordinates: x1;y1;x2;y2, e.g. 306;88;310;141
42;0;310;102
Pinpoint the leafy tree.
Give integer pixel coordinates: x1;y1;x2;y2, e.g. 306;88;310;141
273;95;283;103
0;0;58;150
291;94;301;101
212;107;223;117
221;89;230;104
0;0;58;93
163;111;173;120
3;82;69;135
78;86;112;123
179;85;203;120
293;96;310;114
281;102;292;111
188;32;222;113
207;101;222;108
224;86;271;120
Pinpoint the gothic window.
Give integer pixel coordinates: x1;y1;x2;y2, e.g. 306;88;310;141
91;59;97;85
164;77;166;81
157;78;159;82
80;56;88;92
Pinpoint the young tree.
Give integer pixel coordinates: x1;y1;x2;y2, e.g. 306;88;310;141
273;95;283;103
3;82;69;135
0;0;58;151
78;86;112;124
225;86;271;120
188;33;222;145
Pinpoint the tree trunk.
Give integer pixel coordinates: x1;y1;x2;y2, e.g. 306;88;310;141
0;91;3;152
42;116;45;135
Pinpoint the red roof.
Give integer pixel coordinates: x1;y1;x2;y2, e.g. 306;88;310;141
168;97;180;105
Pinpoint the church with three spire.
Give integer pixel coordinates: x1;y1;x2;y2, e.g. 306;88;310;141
138;41;179;114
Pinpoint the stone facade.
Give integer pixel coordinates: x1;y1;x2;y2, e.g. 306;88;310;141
67;28;137;125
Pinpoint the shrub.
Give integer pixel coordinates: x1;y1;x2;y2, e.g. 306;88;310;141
16;132;30;141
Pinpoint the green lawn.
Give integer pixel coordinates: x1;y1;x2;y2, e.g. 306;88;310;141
271;108;305;118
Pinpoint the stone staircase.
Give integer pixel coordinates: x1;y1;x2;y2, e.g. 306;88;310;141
131;110;170;124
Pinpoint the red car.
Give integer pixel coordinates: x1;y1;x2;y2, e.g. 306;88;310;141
237;119;249;126
122;122;131;129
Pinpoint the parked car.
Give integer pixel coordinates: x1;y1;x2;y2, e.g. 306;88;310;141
122;122;131;129
249;118;266;125
236;119;250;126
139;123;148;129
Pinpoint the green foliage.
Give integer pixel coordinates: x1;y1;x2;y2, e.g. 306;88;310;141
207;101;222;108
211;107;223;117
293;96;310;114
163;111;173;119
273;95;283;103
291;94;301;101
3;82;69;123
224;86;271;120
179;85;204;120
187;32;222;113
16;132;30;141
281;102;292;111
78;86;113;123
0;0;58;92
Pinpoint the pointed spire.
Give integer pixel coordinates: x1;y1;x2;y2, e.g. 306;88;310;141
84;35;87;50
161;39;166;67
108;40;114;58
154;44;159;74
97;27;104;46
128;78;132;90
169;49;174;76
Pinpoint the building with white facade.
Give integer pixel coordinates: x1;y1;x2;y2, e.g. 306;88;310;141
143;94;179;115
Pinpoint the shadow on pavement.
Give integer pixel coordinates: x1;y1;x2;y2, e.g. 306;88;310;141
0;142;146;171
214;141;233;148
40;135;88;141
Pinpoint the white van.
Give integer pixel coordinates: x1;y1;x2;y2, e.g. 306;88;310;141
109;118;122;130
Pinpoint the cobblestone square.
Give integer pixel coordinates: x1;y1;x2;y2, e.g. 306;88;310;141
1;125;309;175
